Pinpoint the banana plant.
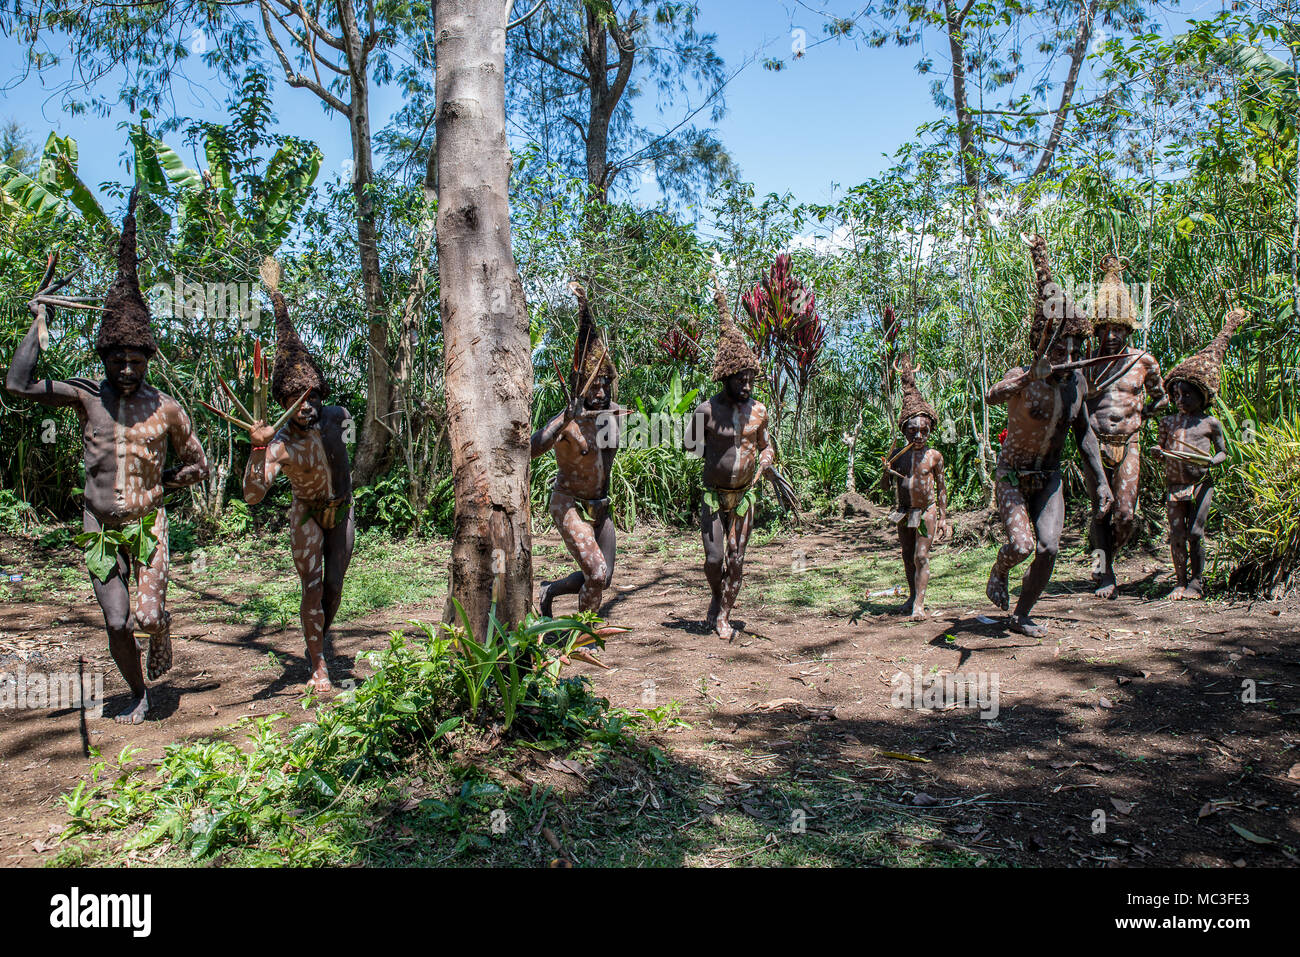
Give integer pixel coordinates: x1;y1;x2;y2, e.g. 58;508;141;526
0;132;112;236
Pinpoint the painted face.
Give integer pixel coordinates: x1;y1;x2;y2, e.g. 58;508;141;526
1171;380;1204;414
292;392;323;430
584;375;612;411
103;348;150;396
724;370;755;403
903;415;931;448
1047;334;1080;371
1096;323;1129;355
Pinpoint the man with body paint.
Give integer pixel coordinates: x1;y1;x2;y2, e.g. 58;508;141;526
1156;309;1244;599
242;260;353;693
985;234;1114;638
5;190;209;723
531;281;623;617
684;274;796;641
1083;254;1166;599
884;354;951;619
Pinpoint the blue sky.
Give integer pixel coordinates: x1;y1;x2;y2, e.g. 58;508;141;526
0;0;1217;218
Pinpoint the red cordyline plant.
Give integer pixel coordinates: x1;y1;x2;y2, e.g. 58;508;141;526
740;253;825;440
656;319;703;365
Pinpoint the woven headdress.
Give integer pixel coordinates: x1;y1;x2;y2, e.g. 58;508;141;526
1026;233;1091;354
568;281;617;399
1093;254;1136;331
96;187;158;358
896;352;938;430
710;271;760;381
1165;308;1248;404
261;257;329;407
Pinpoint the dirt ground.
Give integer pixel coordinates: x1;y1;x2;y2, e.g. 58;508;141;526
2;509;1298;867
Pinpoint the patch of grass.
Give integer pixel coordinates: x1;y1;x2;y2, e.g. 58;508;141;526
185;530;449;626
753;545;1001;615
53;617;630;866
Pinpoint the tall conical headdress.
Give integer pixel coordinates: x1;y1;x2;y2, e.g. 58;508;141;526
896;352;937;430
710;271;761;382
261;257;329;407
1026;233;1090;354
96;187;158;358
1093;253;1136;331
568;280;617;398
1165;308;1248;403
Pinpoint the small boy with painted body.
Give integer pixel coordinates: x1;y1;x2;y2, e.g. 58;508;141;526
885;355;950;619
1156;309;1244;599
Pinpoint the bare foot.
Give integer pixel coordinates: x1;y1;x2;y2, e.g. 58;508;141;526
1094;578;1117;600
114;692;149;725
714;615;734;641
307;666;333;695
1183;584;1203;600
986;570;1009;611
1170;586;1186;601
705;598;721;635
892;600;915;616
909;607;928;621
1009;615;1046;638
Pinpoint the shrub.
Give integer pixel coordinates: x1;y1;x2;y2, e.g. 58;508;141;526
1213;411;1300;597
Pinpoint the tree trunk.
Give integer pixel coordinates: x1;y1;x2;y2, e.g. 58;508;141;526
435;0;535;637
340;0;393;486
1030;0;1096;180
943;0;984;222
392;148;440;511
581;4;637;204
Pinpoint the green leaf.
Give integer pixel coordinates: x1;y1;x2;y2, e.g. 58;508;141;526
0;164;72;220
1229;822;1274;844
75;529;121;583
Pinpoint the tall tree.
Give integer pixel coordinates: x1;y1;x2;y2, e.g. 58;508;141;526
511;0;733;204
254;0;430;484
435;0;536;636
792;0;1152;219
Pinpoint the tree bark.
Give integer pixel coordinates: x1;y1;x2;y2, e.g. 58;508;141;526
435;0;535;637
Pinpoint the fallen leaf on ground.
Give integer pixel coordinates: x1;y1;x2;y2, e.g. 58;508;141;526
545;758;586;778
879;751;930;763
1110;797;1135;815
1229;822;1274;845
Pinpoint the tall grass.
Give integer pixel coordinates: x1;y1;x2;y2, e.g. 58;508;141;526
1213;409;1300;597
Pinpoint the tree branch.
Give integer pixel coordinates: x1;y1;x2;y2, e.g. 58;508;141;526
506;0;548;31
523;26;590;83
260;0;350;115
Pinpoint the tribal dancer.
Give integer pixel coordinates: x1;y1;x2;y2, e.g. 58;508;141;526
5;189;209;723
685;273;799;640
1156;309;1244;599
884;354;950;619
242;260;353;693
530;281;622;616
985;235;1113;637
1084;255;1166;598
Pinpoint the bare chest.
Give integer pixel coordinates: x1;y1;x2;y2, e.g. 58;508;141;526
278;431;334;497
